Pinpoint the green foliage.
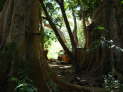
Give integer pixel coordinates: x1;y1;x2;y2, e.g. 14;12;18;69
103;73;120;92
120;0;123;4
10;76;37;92
43;0;86;48
44;28;57;48
64;0;78;10
15;82;37;92
44;0;63;28
9;59;37;92
95;26;105;31
79;0;101;19
43;0;80;28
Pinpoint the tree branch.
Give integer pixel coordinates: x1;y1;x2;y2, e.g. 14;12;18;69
56;0;77;52
72;8;78;46
43;24;67;43
39;0;72;57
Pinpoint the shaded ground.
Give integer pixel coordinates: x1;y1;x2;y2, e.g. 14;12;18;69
48;60;73;82
48;60;103;87
48;60;121;92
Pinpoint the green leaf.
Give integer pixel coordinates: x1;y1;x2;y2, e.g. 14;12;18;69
10;77;18;81
16;83;28;88
96;26;105;30
121;0;123;4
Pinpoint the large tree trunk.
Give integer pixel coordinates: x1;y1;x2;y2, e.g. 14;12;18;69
0;0;49;92
78;0;123;86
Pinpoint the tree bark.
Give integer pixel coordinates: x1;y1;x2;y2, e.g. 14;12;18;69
78;0;123;86
0;0;49;92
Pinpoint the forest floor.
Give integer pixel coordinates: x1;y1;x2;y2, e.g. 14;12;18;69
48;60;108;87
48;60;121;92
48;60;99;87
48;60;73;82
